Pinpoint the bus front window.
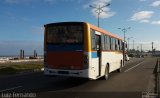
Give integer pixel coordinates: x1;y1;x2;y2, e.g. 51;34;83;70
47;25;83;44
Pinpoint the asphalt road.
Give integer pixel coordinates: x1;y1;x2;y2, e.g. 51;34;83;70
0;57;158;98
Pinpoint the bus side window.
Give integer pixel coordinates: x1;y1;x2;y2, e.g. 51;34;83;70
116;39;119;51
120;40;122;50
101;34;105;50
104;35;107;50
107;36;111;50
115;39;117;50
118;39;120;50
91;29;96;50
95;35;100;50
110;37;112;50
112;38;115;50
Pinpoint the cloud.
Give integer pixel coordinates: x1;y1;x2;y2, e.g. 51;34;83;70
130;11;154;23
5;0;79;4
5;0;56;4
91;0;111;5
140;19;150;23
91;6;115;19
85;0;115;19
150;0;160;7
151;20;160;25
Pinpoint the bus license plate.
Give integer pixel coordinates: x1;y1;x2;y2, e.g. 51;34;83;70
58;71;69;74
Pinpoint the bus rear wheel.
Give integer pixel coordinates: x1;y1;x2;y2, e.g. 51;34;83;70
104;65;109;80
117;61;122;73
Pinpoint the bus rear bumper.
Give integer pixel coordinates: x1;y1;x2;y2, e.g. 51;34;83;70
44;68;96;79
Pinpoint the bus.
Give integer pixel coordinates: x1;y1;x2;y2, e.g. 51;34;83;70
44;22;124;80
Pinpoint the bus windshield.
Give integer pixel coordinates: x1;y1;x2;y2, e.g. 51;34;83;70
47;25;83;44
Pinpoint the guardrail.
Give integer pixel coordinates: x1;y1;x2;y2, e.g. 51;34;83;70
157;58;160;72
155;58;160;97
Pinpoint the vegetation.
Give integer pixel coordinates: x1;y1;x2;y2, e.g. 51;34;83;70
0;63;43;75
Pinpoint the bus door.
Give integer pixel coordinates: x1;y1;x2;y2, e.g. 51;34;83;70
95;34;102;77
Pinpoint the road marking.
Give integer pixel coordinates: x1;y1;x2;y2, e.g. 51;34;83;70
0;86;22;92
124;61;144;72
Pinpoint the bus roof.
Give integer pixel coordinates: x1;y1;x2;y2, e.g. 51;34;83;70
44;22;84;27
87;23;123;40
44;22;123;40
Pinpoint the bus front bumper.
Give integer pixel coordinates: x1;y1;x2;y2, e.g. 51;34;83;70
44;68;96;79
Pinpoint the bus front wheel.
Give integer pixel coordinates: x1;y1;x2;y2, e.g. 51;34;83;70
104;65;109;80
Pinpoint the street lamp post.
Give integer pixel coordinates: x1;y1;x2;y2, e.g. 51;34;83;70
127;37;133;52
133;39;135;50
89;3;110;27
141;44;143;56
152;42;154;56
137;46;139;55
118;27;131;66
133;39;135;57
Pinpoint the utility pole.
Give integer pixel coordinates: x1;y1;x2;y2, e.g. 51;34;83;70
133;39;135;57
127;38;129;52
20;49;24;59
152;42;154;56
137;46;139;51
34;50;37;58
20;49;22;59
137;46;139;55
141;44;142;56
22;50;24;59
127;37;133;52
89;3;110;27
133;40;135;50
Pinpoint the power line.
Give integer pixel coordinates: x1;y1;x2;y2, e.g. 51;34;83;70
152;42;154;56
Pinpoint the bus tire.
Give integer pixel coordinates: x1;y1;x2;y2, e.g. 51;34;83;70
104;64;109;80
117;60;122;73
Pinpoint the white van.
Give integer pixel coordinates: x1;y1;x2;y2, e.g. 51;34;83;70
125;54;130;61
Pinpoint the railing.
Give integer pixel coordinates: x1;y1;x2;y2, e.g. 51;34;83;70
155;58;160;97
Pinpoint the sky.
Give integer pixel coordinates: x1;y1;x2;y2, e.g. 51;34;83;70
0;0;160;56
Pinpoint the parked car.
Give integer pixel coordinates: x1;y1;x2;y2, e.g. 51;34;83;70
125;54;130;61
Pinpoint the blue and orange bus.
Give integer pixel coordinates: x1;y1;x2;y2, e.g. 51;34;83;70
44;22;123;80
